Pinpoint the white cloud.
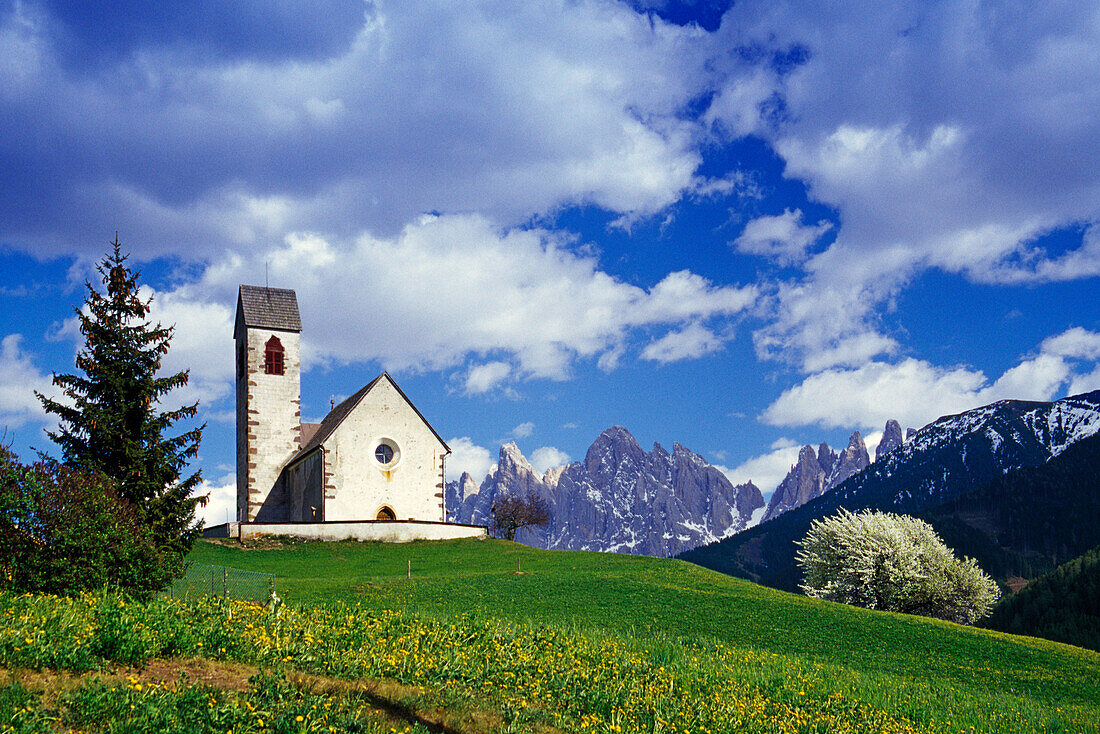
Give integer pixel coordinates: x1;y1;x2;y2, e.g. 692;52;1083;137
191;214;756;388
720;442;802;495
512;421;534;438
146;288;235;409
760;328;1099;431
705;3;1100;369
445;436;494;483
1068;365;1100;396
0;334;54;431
0;0;714;260
530;446;571;475
49;284;235;415
734;208;832;265
465;362;513;395
641;322;723;363
1042;326;1100;360
194;477;236;528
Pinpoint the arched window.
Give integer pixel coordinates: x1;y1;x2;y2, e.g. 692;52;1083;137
264;336;284;375
376;506;396;521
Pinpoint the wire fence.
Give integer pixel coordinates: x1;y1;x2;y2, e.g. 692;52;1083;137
167;563;276;604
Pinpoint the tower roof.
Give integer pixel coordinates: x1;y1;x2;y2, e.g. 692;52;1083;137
236;285;301;334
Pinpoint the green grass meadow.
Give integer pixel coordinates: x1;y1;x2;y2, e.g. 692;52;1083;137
2;537;1097;733
187;537;1100;731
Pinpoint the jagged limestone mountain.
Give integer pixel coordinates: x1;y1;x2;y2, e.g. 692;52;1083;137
876;420;905;461
447;426;764;557
761;431;870;522
762;420;914;524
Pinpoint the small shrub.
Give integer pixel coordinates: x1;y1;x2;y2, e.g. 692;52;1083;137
0;448;172;598
795;508;1000;624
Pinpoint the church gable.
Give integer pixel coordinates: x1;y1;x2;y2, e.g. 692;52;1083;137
317;374;448;521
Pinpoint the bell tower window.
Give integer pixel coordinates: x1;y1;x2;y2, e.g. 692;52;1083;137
264;336;285;375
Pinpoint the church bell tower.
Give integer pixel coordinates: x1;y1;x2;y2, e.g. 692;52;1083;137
234;285;302;522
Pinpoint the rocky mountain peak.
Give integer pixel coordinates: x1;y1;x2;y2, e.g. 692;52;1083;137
671;441;706;466
817;442;836;476
827;431;870;488
585;424;644;476
761;444;828;522
876;419;905;461
543;464;567;488
498;441;536;476
447;425;764;558
762;430;873;524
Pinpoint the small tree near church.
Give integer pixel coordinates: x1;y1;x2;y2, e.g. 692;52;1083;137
490;493;550;541
36;237;206;591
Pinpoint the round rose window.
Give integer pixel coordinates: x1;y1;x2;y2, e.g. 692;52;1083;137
373;438;401;469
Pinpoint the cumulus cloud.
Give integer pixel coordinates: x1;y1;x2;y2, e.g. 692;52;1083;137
705;3;1100;369
465;362;513;395
720;441;802;495
512;421;535;438
445;436;495;483
194;477;237;527
0;0;711;260
761;328;1100;430
1042;326;1100;360
733;208;832;265
0;334;54;430
530;446;571;475
147;289;235;409
188;214;755;389
50;285;235;413
641;322;723;363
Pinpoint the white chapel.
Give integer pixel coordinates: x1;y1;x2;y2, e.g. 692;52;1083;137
230;285;483;541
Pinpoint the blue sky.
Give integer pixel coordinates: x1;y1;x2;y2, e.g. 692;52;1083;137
2;1;1099;525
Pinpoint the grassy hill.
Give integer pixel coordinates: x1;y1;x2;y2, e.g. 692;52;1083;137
191;537;1099;728
3;537;1099;732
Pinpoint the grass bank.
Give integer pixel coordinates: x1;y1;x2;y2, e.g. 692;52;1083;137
1;538;1096;732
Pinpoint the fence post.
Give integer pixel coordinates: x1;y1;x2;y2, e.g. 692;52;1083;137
223;567;229;599
407;559;411;579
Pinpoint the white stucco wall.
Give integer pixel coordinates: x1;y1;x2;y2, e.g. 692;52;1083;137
321;376;447;521
236;328;301;522
231;521;487;542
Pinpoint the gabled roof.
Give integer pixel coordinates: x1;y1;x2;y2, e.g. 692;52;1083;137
236;285;301;336
289;372;450;465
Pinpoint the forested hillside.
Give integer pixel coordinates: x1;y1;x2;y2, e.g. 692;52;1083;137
920;431;1100;581
681;393;1100;591
984;544;1100;652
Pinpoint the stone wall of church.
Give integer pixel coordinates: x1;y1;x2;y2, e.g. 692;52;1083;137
321;378;446;522
285;448;324;522
237;328;302;522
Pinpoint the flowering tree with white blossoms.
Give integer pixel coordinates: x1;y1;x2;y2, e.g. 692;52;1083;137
795;508;1000;624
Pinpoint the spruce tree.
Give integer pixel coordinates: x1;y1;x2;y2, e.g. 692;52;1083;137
36;237;205;583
